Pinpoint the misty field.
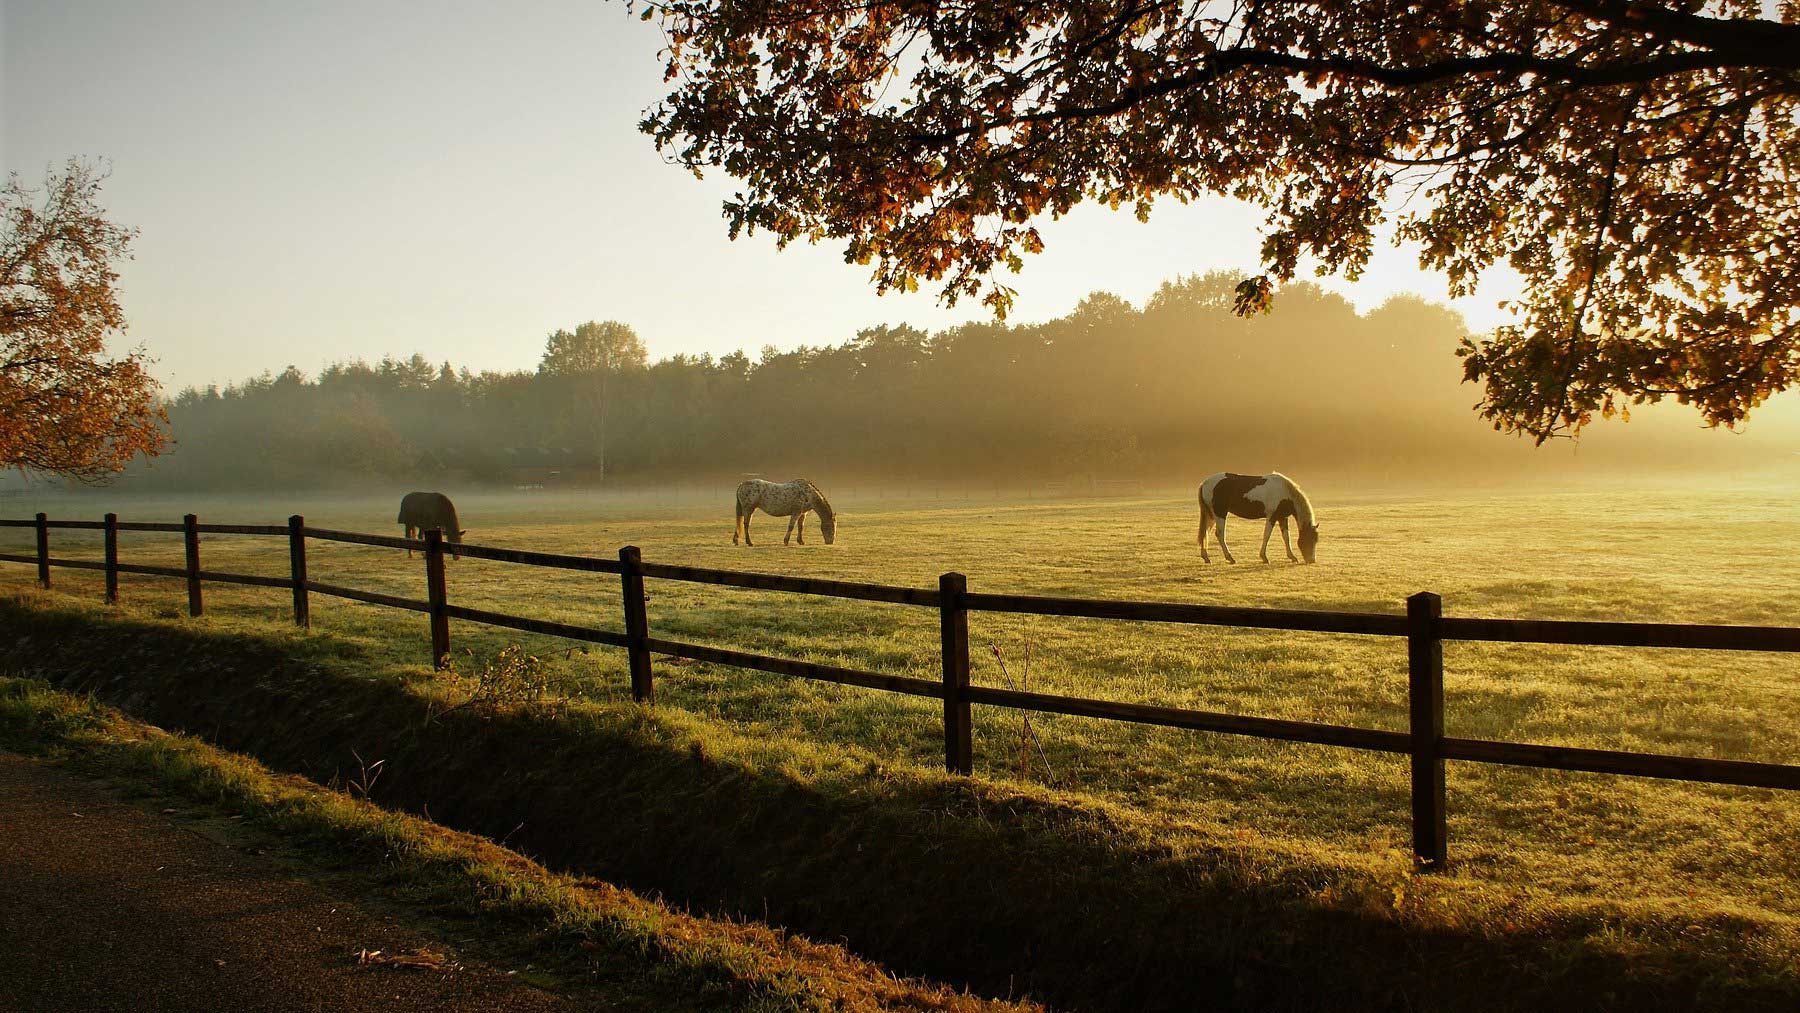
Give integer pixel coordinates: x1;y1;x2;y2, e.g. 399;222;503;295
5;480;1800;929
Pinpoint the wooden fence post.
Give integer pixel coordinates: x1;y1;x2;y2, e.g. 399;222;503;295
103;513;119;604
183;513;202;616
288;515;309;628
1407;590;1447;868
939;571;973;775
34;513;49;588
620;546;654;703
424;527;451;669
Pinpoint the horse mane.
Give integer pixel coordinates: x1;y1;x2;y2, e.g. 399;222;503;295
1269;472;1315;526
802;479;834;521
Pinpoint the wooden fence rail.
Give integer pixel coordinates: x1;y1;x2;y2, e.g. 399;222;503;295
6;510;1800;868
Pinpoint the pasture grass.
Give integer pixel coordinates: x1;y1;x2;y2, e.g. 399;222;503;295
4;479;1800;937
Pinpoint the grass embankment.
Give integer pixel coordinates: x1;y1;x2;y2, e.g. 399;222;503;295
4;589;1797;1012
0;672;1027;1013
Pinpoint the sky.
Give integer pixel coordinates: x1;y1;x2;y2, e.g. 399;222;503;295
2;0;1526;393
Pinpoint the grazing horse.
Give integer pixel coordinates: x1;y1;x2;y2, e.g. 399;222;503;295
398;491;466;560
733;479;836;546
1198;472;1318;564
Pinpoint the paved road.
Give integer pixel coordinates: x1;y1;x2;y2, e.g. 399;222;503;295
0;751;584;1012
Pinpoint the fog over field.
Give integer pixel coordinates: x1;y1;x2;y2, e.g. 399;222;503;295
15;272;1784;503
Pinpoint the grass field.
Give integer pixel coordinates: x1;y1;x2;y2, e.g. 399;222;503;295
5;478;1800;939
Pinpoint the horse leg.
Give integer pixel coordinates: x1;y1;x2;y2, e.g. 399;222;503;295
1259;517;1276;563
1215;515;1235;563
796;511;806;545
744;509;754;546
784;513;796;545
404;524;414;559
733;504;741;545
1279;517;1297;562
1198;501;1212;563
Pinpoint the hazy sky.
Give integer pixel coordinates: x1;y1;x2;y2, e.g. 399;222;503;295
3;0;1526;392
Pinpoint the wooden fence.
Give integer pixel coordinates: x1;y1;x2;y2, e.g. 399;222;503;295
5;510;1800;867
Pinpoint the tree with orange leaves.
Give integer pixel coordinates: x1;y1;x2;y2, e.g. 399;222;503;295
640;1;1799;442
1;161;166;481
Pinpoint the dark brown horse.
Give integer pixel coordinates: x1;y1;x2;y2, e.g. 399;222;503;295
398;491;466;559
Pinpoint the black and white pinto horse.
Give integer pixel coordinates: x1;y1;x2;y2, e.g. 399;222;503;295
1198;472;1319;564
733;479;837;546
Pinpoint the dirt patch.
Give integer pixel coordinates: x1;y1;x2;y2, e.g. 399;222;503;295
0;751;569;1013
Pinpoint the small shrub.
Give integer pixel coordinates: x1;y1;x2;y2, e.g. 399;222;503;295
459;645;557;711
989;642;1055;786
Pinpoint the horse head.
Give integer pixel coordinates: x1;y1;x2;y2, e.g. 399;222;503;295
819;510;836;544
1298;522;1319;564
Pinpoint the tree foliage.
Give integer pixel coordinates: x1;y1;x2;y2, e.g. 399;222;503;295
0;161;166;480
122;278;1775;492
638;1;1800;441
539;320;649;374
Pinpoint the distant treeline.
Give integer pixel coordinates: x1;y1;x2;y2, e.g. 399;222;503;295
120;273;1779;491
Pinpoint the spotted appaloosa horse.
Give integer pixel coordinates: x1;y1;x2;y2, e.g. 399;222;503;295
1198;472;1319;564
733;479;837;546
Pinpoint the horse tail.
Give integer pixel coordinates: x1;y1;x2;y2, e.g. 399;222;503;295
1197;484;1211;544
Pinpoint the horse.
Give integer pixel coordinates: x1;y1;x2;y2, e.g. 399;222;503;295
1198;472;1318;564
398;491;466;560
733;479;836;546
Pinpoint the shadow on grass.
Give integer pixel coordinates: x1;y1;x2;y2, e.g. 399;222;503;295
3;594;1795;1013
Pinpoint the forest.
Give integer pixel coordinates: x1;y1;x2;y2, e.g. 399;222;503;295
117;273;1787;491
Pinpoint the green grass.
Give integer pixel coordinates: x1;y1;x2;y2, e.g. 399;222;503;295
0;674;1032;1013
4;479;1800;938
3;584;1797;1010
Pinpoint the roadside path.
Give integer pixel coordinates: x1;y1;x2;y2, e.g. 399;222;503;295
0;751;585;1012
